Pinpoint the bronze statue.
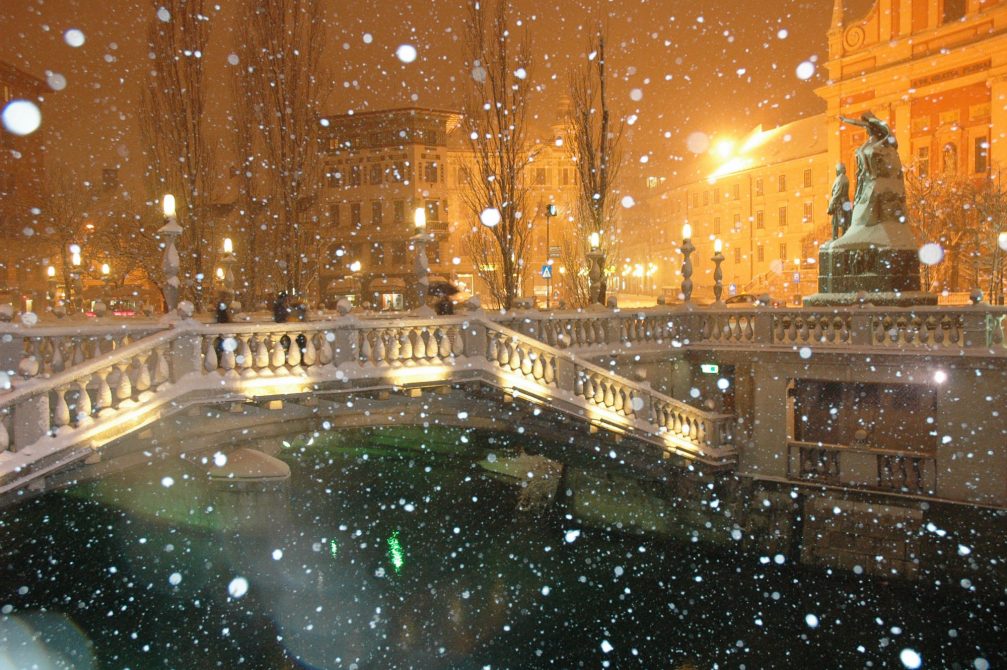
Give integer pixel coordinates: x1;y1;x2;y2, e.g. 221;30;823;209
827;163;851;240
837;112;906;236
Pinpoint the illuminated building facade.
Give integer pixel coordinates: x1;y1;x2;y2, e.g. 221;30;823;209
820;0;1005;181
318;107;580;309
0;62;45;308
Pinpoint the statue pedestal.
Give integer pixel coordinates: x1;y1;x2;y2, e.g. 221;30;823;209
805;244;936;306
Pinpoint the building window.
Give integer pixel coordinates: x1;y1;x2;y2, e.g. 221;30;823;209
393;200;405;223
327;169;343;188
392;243;407;267
562;168;570;186
734;247;741;264
351;203;362;227
713;217;721;235
943;143;958;175
732;184;740;200
779;242;787;260
756;210;764;229
424;162;439;183
427;241;442;264
733;213;741;232
943;0;966;23
371;201;383;225
916;146;930;177
329;204;340;226
757;244;765;262
458;166;470;185
755;178;764;197
778;174;787;192
426;200;440;222
803;202;813;223
703;191;709;206
974;137;989;174
534;167;547;185
778;206;787;228
369;164;382;185
803;168;813;188
713;189;720;204
371;242;384;266
350;164;362;187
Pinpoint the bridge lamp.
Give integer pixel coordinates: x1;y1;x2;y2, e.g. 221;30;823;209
933;369;947;384
223;237;233;254
349;260;362;273
46;265;56;278
162;193;176;218
414;206;426;232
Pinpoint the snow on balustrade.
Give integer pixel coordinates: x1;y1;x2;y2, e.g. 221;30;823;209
1;321;166;382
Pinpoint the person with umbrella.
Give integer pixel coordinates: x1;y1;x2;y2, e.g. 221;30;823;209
429;281;459;315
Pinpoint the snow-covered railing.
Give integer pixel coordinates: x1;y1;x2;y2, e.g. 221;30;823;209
0;321;167;382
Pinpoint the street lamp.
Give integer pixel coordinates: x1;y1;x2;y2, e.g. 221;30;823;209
712;238;725;306
70;247;83;314
349;260;362;306
680;223;695;305
221;236;236;293
545;203;557;309
412;206;433;314
46;265;57;309
587;231;603;305
158;194;183;316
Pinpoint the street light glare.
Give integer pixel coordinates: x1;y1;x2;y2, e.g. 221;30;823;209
414;206;426;229
350;260;362;273
714;139;734;159
223;237;233;254
162;194;176;218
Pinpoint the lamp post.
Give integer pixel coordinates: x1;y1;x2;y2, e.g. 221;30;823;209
712;239;725;306
158;194;182;316
587;231;603;305
100;261;111;301
545;203;556;309
70;248;83;315
349;260;362;306
45;265;57;312
411;206;433;314
221;237;236;294
681;223;695;305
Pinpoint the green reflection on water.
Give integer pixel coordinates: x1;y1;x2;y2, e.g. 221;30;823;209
387;530;405;574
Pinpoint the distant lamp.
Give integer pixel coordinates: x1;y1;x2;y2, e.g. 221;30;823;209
546;203;557;217
588;232;600;250
414;206;426;231
215;267;224;281
223;237;233;254
349;260;362;273
101;263;110;277
162;193;176;218
682;223;693;240
714;239;723;254
46;265;56;278
71;252;81;267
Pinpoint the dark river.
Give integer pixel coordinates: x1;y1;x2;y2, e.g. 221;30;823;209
0;427;1002;669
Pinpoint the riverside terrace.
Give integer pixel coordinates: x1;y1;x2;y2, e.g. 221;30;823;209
1;303;1005;512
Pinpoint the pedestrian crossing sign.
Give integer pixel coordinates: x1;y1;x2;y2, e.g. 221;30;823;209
541;264;553;279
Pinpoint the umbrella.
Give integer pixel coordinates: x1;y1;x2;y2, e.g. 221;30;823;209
428;281;460;296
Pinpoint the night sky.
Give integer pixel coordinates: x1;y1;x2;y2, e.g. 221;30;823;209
0;0;874;193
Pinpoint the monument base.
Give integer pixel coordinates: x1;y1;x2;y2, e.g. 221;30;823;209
805;244;937;307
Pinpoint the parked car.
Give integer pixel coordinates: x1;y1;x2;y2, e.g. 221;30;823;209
724;293;782;308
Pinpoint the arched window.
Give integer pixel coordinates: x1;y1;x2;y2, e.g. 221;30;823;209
942;0;966;23
942;143;957;175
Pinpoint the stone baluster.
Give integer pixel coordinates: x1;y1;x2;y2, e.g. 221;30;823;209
76;378;92;420
52;386;71;429
317;332;334;365
132;354;152;393
286;332;302;368
270;335;287;369
302;332;317;367
203;337;219;373
114;363;132;404
94;372;113;413
0;411;9;451
236;335;253;375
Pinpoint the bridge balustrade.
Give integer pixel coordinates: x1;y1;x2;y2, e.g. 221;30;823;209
788;440;937;496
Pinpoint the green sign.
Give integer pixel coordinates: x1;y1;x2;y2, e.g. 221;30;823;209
700;363;720;374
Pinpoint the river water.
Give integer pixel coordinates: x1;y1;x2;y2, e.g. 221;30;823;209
1;427;1002;669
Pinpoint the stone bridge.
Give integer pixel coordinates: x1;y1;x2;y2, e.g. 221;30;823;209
2;303;1006;509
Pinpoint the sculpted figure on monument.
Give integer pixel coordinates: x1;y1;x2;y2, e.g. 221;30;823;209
827;163;851;240
837;112;907;236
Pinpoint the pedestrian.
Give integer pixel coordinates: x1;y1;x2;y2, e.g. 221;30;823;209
436;294;454;315
273;291;290;324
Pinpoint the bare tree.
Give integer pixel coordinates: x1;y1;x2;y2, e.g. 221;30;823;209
138;0;216;309
460;0;535;310
40;167;88;308
567;26;624;305
905;167;1007;296
236;0;327;300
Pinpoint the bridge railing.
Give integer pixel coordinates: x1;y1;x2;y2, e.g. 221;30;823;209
787;439;937;496
0;321;167;382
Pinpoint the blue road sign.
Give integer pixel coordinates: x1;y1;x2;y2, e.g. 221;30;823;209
541;264;553;279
